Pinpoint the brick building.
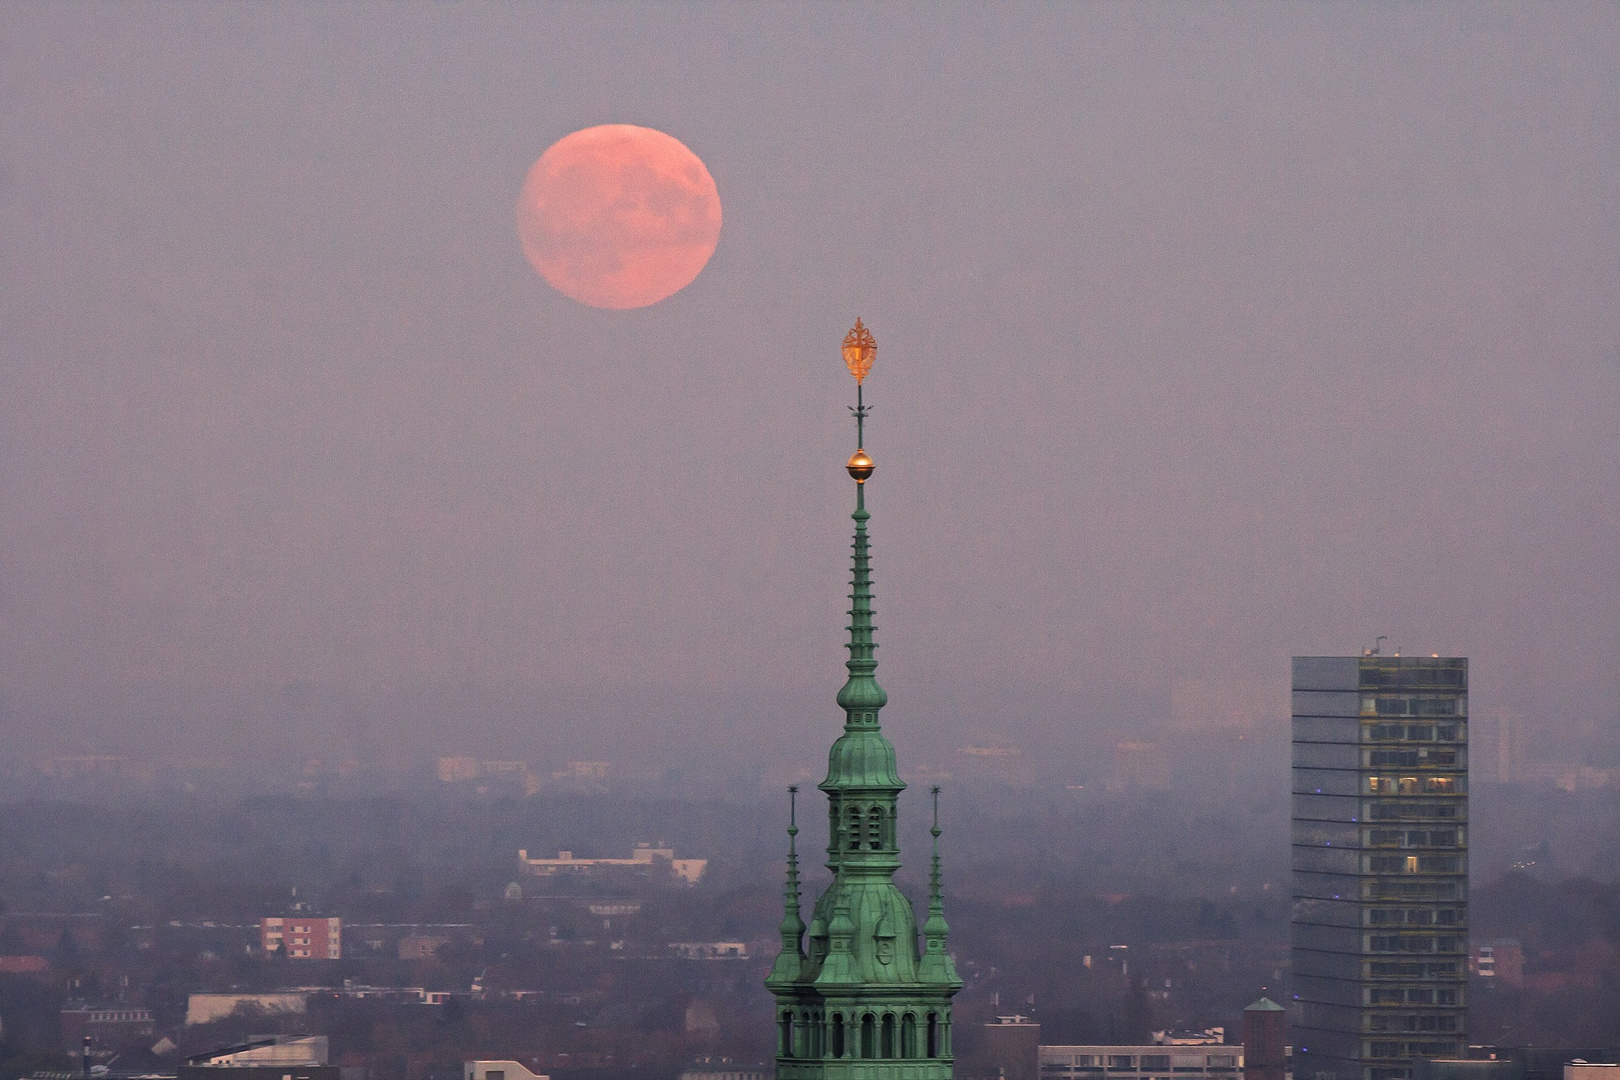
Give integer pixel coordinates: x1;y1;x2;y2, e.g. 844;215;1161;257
261;916;341;959
60;1005;154;1053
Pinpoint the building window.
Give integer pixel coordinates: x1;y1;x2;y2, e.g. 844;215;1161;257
901;1014;917;1058
927;1013;938;1058
861;1014;875;1058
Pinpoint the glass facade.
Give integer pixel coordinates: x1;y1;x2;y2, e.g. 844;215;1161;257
1291;656;1468;1080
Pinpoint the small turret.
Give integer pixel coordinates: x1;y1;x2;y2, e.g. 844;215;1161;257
766;787;806;989
818;896;857;985
919;787;961;987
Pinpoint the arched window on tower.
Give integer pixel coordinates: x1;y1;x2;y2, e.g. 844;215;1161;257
861;1013;876;1058
901;1013;917;1058
868;807;883;849
831;1014;845;1059
847;805;863;850
781;1011;794;1058
881;1013;896;1058
927;1012;939;1057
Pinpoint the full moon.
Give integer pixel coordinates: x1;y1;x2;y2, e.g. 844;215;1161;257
516;125;722;309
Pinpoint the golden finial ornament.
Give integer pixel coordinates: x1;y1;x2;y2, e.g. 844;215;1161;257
842;318;876;482
846;448;874;483
842;318;876;384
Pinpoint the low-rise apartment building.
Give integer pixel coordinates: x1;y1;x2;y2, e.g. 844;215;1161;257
1040;1044;1243;1080
261;916;341;959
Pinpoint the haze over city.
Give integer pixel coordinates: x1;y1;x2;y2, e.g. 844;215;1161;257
3;8;1617;776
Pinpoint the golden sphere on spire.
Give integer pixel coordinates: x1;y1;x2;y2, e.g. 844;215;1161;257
846;448;874;483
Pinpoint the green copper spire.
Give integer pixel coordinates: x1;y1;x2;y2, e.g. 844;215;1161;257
835;479;886;720
769;786;806;985
918;787;959;986
768;319;960;1080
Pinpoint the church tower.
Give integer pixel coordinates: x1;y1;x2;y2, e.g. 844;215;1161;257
766;320;962;1080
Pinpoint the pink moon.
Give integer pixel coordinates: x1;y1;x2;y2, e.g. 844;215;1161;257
516;125;722;310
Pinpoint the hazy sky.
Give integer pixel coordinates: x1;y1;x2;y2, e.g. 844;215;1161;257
2;4;1616;772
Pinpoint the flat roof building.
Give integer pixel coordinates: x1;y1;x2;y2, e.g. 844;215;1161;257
185;993;307;1026
1039;1044;1242;1080
516;843;706;885
261;916;340;960
1243;997;1286;1080
1292;654;1469;1080
465;1061;550;1080
180;1035;335;1080
59;1005;154;1054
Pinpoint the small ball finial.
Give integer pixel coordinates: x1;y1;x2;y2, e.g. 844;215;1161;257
846;448;874;482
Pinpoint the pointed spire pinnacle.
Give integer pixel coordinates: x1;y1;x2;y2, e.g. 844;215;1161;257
836;320;886;726
766;786;806;988
784;785;804;927
929;786;944;903
919;786;962;988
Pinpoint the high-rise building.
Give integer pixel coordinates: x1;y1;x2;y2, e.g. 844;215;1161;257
766;321;962;1080
1291;655;1468;1080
